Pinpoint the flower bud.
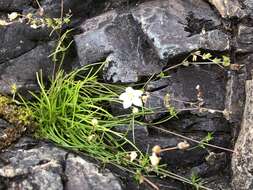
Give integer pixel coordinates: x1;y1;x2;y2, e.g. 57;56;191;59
152;145;161;154
177;141;190;150
149;152;161;167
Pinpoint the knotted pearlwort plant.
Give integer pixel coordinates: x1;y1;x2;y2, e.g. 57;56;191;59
22;53;238;190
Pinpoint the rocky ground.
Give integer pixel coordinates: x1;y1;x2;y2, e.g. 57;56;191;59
0;0;253;189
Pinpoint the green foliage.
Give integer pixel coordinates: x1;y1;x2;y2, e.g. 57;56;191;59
199;132;214;149
191;172;202;190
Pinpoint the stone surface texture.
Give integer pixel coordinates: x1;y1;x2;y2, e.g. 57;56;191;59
232;80;253;189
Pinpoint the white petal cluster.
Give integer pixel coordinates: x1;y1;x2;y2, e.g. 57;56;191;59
119;87;143;109
8;12;18;21
149;152;161;167
129;151;138;162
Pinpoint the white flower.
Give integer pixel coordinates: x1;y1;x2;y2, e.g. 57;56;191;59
8;12;18;21
129;151;138;162
119;87;143;109
149;152;161;167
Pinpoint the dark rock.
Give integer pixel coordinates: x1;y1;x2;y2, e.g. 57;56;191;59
202;174;232;190
115;123;231;166
0;42;55;95
0;0;32;12
31;0;93;18
75;10;162;83
131;0;230;61
0;22;56;64
190;152;228;177
162;115;230;133
0;137;122;190
0;23;36;64
145;66;227;121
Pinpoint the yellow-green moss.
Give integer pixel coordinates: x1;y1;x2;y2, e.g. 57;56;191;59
0;94;35;150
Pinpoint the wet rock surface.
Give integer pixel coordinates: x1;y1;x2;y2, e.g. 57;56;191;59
0;0;253;189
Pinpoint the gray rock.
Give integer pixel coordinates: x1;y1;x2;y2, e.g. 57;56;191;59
232;79;253;190
225;71;246;124
0;137;122;190
131;0;230;61
236;24;253;53
208;0;245;18
65;154;122;190
243;0;253;17
0;42;55;95
75;10;162;83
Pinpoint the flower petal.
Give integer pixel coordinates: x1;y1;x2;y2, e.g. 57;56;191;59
134;90;143;97
125;87;134;93
123;99;132;109
119;92;128;101
132;97;143;107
